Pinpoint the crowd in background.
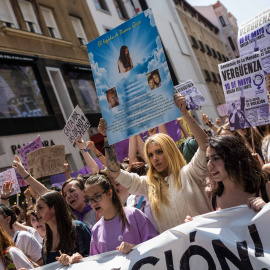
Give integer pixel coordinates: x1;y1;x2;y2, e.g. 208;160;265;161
0;94;269;269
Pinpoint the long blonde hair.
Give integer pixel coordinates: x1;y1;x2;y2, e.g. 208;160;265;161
144;133;186;218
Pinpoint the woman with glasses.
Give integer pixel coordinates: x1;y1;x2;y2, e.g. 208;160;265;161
58;174;158;266
86;174;158;255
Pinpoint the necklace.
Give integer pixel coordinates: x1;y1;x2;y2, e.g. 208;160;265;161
104;210;119;221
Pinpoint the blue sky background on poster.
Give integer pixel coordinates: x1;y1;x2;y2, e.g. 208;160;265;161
87;9;179;144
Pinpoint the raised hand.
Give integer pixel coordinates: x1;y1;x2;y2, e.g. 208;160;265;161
98;118;107;137
1;181;14;199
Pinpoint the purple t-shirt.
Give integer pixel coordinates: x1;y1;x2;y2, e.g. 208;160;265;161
90;206;158;255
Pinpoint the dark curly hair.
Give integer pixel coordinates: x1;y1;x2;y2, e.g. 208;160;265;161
85;174;130;232
207;135;268;196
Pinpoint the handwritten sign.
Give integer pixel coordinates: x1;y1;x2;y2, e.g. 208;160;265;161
63;106;91;147
175;80;206;110
27;145;65;179
0;168;21;195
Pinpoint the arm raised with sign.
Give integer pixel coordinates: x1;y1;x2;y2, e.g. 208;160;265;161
12;155;48;195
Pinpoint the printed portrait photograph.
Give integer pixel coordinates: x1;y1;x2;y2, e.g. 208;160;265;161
106;87;120;109
118;45;133;73
146;69;162;90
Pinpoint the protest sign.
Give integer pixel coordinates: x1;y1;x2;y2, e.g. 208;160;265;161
216;103;228;117
238;7;270;57
27;145;65;179
50;172;78;187
36;204;270;270
218;50;270;130
63;106;91;147
17;136;43;187
175;80;206;110
87;9;181;145
0;168;20;195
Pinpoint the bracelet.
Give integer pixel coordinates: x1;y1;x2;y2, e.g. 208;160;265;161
206;121;213;128
1;196;9;200
24;174;31;180
104;135;107;138
80;148;89;154
96;153;103;158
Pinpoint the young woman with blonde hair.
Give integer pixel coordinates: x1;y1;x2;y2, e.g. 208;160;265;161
98;94;212;233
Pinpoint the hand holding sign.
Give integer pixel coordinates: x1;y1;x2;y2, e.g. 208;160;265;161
98;118;107;137
173;94;188;115
12;155;28;179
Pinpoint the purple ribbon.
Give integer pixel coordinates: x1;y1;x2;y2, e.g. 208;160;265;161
73;203;92;221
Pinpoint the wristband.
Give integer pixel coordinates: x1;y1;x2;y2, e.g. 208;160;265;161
206;121;213;128
80;148;89;154
24;174;31;180
104;135;107;138
1;196;9;200
96;153;103;158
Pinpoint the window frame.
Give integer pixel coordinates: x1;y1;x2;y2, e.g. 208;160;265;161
0;0;19;28
70;16;88;46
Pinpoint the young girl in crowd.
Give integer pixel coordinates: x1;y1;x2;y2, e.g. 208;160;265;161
206;135;269;211
58;174;158;265
97;94;212;233
62;178;97;229
0;225;34;270
35;191;91;264
0;204;42;265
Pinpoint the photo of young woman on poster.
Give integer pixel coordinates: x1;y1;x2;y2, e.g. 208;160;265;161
151;69;161;88
106;88;119;109
118;45;133;73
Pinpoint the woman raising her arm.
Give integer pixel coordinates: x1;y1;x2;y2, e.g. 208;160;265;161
98;94;212;233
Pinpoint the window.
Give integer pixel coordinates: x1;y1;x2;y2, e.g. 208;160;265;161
69;71;101;114
211;48;217;58
190;36;199;49
222;54;226;62
217;51;222;61
205;44;212;56
219;16;226;27
198;41;205;52
0;0;19;28
70;16;88;45
0;64;48;118
41;7;61;39
113;0;129;19
228;36;236;51
211;72;218;83
18;0;41;34
204;70;211;82
94;0;109;12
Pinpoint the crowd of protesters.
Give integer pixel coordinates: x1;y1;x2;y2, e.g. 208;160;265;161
0;94;269;269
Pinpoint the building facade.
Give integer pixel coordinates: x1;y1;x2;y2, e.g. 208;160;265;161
0;0;101;181
194;1;240;60
175;0;229;106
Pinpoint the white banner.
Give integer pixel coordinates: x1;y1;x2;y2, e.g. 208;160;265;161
36;204;270;270
63;106;91;147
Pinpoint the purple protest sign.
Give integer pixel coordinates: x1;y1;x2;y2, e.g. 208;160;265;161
18;136;43;171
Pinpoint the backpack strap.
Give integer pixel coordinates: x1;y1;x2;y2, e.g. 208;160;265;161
136;196;145;209
4;247;17;270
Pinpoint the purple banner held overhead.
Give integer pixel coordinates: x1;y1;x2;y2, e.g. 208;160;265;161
50;172;78;187
114;138;129;163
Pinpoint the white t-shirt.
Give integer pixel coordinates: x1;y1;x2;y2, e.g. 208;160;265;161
0;246;34;269
13;231;42;263
27;226;44;245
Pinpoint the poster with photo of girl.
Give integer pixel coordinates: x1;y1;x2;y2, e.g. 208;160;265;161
87;9;181;145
